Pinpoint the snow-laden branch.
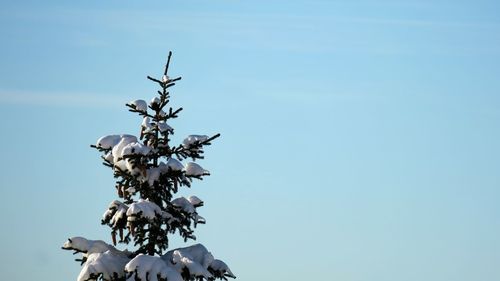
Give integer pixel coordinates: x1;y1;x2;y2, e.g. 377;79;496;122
77;251;131;281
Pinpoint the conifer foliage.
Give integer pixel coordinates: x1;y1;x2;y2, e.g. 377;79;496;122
62;52;235;281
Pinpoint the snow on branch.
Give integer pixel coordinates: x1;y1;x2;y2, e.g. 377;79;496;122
127;199;171;223
77;251;130;281
161;244;235;280
62;237;131;265
125;254;183;281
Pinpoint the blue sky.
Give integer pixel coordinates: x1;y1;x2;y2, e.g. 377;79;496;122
0;1;499;280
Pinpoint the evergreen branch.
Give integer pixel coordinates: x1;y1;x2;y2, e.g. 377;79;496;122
164;51;172;75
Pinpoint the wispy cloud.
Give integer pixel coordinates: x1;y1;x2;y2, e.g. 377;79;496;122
0;90;125;109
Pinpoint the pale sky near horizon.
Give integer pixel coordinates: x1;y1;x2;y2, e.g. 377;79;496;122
1;1;499;281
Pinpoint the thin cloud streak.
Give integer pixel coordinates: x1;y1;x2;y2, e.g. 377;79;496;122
0;90;125;109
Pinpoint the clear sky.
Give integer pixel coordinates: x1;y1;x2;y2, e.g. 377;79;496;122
0;0;499;280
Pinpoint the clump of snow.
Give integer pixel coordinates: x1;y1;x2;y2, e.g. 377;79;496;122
96;135;122;150
114;159;128;172
171;197;196;214
102;200;128;228
141;117;154;132
185;162;209;177
127;199;170;223
182;135;208;148
62;237;125;263
150;97;161;108
128;99;148;113
187;196;203;207
145;166;163;187
166;158;183;172
161;75;169;83
78;251;130;281
112;135;138;163
161;244;235;280
161;244;213;279
159;109;167;118
209;259;236;279
158;122;173;133
104;152;114;163
121;142;151;157
125;254;183;281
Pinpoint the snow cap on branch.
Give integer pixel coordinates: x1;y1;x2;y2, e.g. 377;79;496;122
141;117;154;131
127;199;170;222
167;158;184;172
158;122;173;133
77;251;130;281
102;200;128;228
96;135;122;150
182;135;209;148
187;196;203;207
209;259;236;279
62;237;116;255
121;142;151;157
125;254;183;281
112;135;138;163
127;99;148;113
162;244;237;280
185;162;209;177
150;97;161;109
171;197;196;214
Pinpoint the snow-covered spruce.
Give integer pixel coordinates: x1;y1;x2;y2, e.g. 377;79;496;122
64;53;233;281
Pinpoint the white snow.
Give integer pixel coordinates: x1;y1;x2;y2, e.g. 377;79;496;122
159;109;167;118
124;159;144;177
157;122;173;133
121;142;151;157
178;256;212;279
62;237;118;258
185;162;209;177
141;117;154;131
114;159;128;172
96;135;121;150
182;135;209;148
102;200;128;228
194;214;206;224
127;199;170;222
145;167;162;187
112;135;138;163
128;99;148;113
125;254;183;281
209;259;236;279
150;97;161;107
161;244;235;279
162;75;170;83
104;152;114;163
187;196;203;207
162;244;214;279
77;251;130;281
166;158;184;172
171;197;196;214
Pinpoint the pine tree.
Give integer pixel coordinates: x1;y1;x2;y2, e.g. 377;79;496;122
62;52;235;281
